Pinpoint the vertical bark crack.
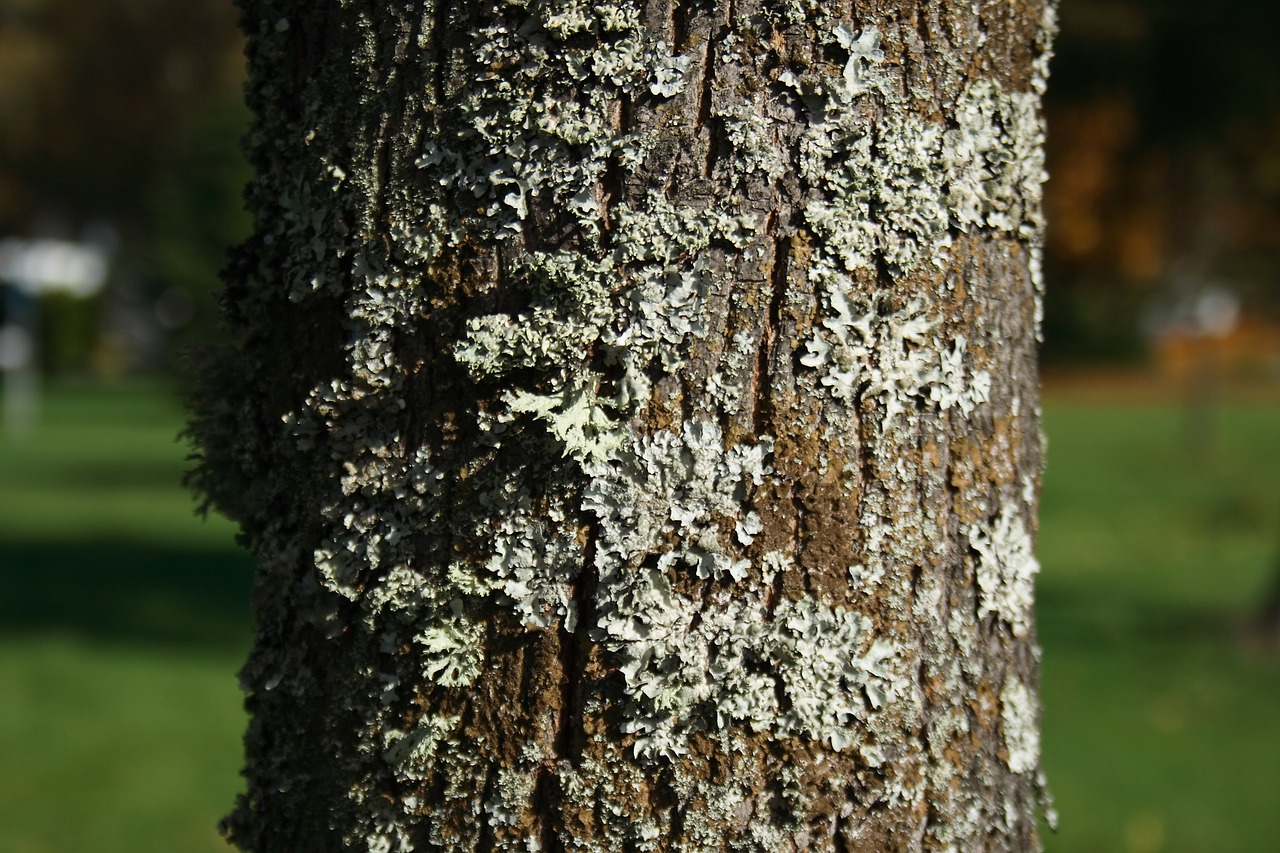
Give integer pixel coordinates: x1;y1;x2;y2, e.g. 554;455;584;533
695;36;718;174
601;94;631;237
429;0;450;107
671;0;691;55
534;515;600;851
752;231;789;435
695;43;714;132
532;765;566;853
557;522;598;765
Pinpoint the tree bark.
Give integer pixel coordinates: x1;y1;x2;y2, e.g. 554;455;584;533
190;1;1057;850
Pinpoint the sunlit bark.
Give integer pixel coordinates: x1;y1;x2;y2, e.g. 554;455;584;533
190;1;1057;849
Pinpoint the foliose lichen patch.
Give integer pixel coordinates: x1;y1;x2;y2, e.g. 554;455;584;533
968;505;1040;638
196;0;1056;849
793;27;1046;420
1001;675;1041;774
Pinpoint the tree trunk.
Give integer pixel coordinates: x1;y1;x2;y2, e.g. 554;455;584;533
190;0;1057;849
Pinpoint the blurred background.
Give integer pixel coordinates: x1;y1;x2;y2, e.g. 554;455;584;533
1;0;1278;850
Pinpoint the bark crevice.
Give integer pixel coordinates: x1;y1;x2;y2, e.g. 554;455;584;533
194;1;1055;849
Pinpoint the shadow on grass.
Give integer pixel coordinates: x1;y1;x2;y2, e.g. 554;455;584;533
0;538;254;653
27;458;204;490
1037;575;1247;651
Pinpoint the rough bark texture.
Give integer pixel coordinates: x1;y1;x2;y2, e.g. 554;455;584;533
190;1;1056;850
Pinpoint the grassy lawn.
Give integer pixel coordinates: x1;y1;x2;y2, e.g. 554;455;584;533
1;378;1278;851
1038;400;1280;853
0;380;251;853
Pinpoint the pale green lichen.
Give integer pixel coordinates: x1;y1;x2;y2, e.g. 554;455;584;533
455;196;759;465
799;285;991;428
1000;676;1041;774
417;613;486;687
413;3;693;240
583;420;770;581
310;437;440;604
718;101;786;185
483;485;582;630
968;506;1040;637
506;374;626;464
944;80;1047;239
454;308;605;380
581;421;901;761
794;26;1048;408
384;714;463;781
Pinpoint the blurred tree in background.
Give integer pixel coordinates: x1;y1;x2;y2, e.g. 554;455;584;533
3;0;1280;372
1044;0;1280;368
0;0;248;371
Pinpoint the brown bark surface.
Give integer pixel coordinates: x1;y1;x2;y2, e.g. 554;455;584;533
190;1;1056;850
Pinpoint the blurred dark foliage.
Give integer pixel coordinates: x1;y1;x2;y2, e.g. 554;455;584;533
0;0;247;370
1044;0;1280;364
2;0;1279;369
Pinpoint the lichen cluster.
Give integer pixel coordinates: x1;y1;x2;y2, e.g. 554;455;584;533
968;506;1041;638
196;0;1058;849
794;27;1044;422
583;420;902;760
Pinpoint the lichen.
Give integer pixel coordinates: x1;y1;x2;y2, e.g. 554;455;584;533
483;485;583;630
790;27;1045;425
384;714;462;781
201;0;1054;846
1000;676;1041;774
582;420;771;582
944;81;1048;240
968;506;1040;637
799;285;991;428
454;195;758;467
578;420;904;760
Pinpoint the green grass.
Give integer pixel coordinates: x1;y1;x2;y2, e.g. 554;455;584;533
0;639;246;853
0;380;251;853
1038;403;1280;853
1;379;1279;851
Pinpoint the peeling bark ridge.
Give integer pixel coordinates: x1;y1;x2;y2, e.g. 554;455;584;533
189;1;1058;850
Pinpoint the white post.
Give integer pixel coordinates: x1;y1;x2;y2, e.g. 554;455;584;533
0;284;38;436
0;238;110;437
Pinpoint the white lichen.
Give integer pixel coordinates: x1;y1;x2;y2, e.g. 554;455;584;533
485;765;537;829
384;714;462;781
417;613;486;687
453;197;758;464
793;27;1048;409
601;588;901;762
579;420;903;760
944;81;1047;240
799;282;991;428
483;485;582;630
968;506;1040;637
582;420;771;582
1000;676;1041;774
